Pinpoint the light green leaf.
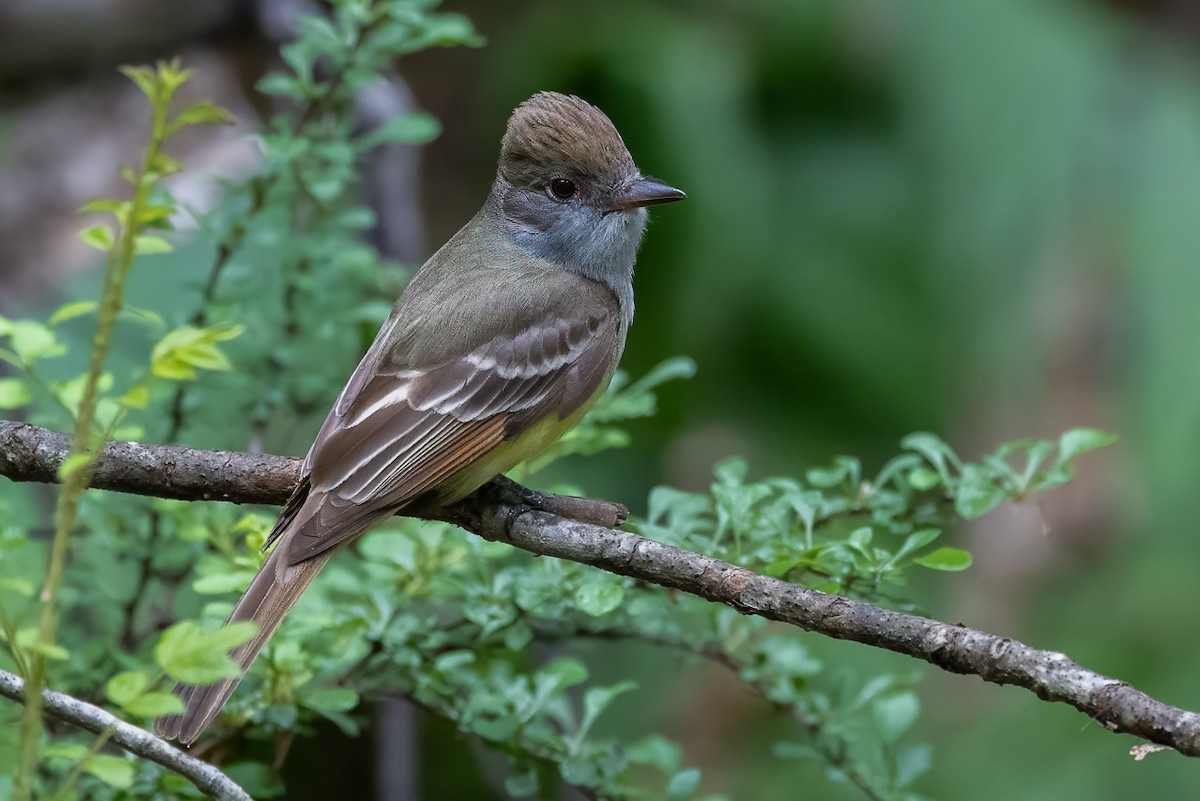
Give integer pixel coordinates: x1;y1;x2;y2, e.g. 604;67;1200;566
171;99;235;131
891;528;940;564
44;743;88;761
148;151;181;178
902;432;962;479
504;770;538;798
123;691;184;717
358;111;442;150
86;754;135;788
58;453;95;482
134;235;173;255
137;204;174;227
192;572;253;595
0;578;33;596
667;768;702;801
151;325;244;380
49;301;98;326
80;224;115;251
155;620;258;684
574;581;624;616
8;320;63;362
105;670;150;707
30;641;69;660
544;657;589;688
1057;428;1117;464
0;378;31;409
119;65;159;99
954;478;1006;519
116;384;149;409
914;547;973;571
303;687;359;713
906;466;941;490
873;691;920;741
78;198;126;215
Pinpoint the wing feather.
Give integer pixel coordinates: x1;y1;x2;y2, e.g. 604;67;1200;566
283;308;619;563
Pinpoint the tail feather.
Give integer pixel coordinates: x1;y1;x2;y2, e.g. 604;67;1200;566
154;545;330;744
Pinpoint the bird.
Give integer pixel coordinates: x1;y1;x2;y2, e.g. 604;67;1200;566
155;91;685;744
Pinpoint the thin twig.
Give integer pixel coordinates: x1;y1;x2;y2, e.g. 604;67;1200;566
0;669;251;801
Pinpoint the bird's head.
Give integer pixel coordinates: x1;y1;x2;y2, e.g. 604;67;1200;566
495;92;685;294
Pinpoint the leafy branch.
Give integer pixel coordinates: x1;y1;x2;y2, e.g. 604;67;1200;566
3;421;1190;777
9;61;233;801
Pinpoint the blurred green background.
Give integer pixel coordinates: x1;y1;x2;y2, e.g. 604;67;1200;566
4;0;1200;798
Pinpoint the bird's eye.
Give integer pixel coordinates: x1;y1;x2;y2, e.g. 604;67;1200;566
548;177;576;201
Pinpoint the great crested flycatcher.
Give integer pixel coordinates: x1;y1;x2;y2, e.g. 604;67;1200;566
156;92;685;743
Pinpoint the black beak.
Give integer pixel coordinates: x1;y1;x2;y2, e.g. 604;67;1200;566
609;176;686;212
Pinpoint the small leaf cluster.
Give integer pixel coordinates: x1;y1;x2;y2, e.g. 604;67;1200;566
636;428;1115;603
0;62;240;448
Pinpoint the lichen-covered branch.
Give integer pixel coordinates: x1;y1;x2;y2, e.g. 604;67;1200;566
0;668;251;801
2;419;1198;757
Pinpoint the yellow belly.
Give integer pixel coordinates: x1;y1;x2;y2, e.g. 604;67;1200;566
432;397;598;505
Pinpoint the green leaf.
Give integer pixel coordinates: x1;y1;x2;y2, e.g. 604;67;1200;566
58;453;95;482
914;547;973;571
873;691;920;741
902;432;962;479
544;657;589;688
303;687;359;713
44;743;88;761
7;320;63;362
155;620;258;684
30;641;70;660
48;301;98;326
105;670;150;707
116;384;149;409
171;99;235;131
192;572;253;595
906;466;941;490
123;691;184;717
504;770;538;798
148;151;182;178
1057;428;1117;464
897;743;933;787
434;649;475;673
257;72;304;100
78;198;125;215
119;65;159;99
80;224;115;251
0;378;31;409
574;581;624;616
890;528;941;564
121;306;165;328
667;768;702;801
358;111;442;150
953;476;1006;519
627;734;681;771
151;325;244;380
0;578;33;596
134;235;174;255
137;204;174;227
86;755;135;789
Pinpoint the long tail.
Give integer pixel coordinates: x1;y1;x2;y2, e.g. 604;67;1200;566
153;542;330;744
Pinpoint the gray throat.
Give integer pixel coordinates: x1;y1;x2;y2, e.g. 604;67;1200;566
492;177;645;324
